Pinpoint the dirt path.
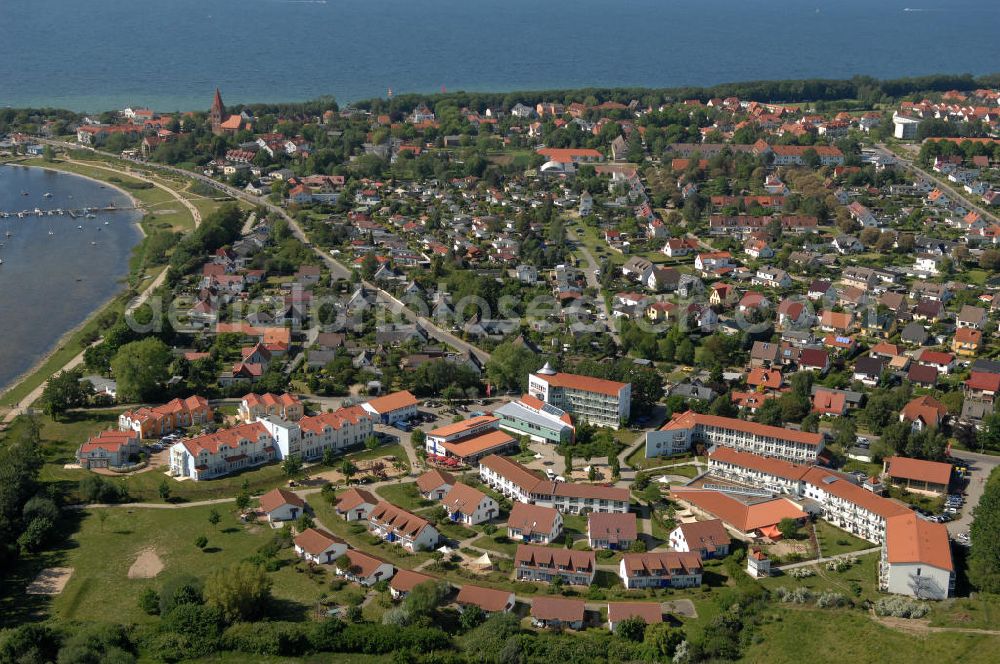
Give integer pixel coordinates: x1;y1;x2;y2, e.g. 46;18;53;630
870;611;1000;636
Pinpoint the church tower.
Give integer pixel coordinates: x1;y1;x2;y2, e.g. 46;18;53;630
210;88;225;133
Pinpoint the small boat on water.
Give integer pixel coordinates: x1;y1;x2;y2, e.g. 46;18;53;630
90;241;97;245
86;213;96;219
77;225;83;229
43;192;52;198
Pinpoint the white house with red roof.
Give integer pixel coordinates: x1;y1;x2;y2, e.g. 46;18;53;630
361;390;419;424
169;422;276;480
334;549;395;587
440;483;498;525
293;528;347;565
335;488;378;521
258;488;306;522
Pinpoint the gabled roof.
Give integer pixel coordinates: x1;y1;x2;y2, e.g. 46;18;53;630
259;488;305;513
416;468;456;493
587;512;638;543
900;395;948;427
530;596;585;622
507;502;561;536
885;456;952;486
607;602;664;624
293;528;344;556
336;488;378;512
515;544;594;572
660;411;823;447
364;390;418;414
456;584;514;612
675;519;731;553
370;501;434;538
339;549;391;577
885;513;953;571
389;568;435;593
621;551;703;576
441;483;490;513
671;488;807;532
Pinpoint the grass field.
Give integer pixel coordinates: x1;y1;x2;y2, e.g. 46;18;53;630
0;504;330;628
813;520;877;558
370;481;432;512
757;552;882;602
743;606;1000;664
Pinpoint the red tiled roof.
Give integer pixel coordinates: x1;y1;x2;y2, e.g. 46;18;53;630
607;602;664;624
709;447;811;481
293;527;344;556
456;584;514;612
507;503;561;536
416;469;456;493
660;411;823;446
335;488;377;512
389;569;435;593
515;544;594;572
587;512;638;543
364;390;418;414
530;596;585;622
180;422;269;456
259;488;305;513
885;513;953;571
532;371;628;397
621;551;703;576
671;488;807;532
675;519;731;553
885;456;952;486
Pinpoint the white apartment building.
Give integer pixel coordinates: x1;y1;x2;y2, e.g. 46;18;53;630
368;501;440;552
619;552;703;589
879;513;954;600
651;411;823;464
528;363;630;429
479;455;630;514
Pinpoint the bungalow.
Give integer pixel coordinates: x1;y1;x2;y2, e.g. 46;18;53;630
670;488;808;539
530;597;586;630
335;488;378;521
440;483;499;525
368;501;440;552
389;569;435;600
416;468;456;501
883;456;952;496
668;520;731;559
507;502;563;544
361;390;419;424
619;551;703;589
587;512;638;550
293;528;347;565
607;603;663;632
812;390;848;416
455;585;515;615
515;544;596;586
258;488;306;523
334;549;395;587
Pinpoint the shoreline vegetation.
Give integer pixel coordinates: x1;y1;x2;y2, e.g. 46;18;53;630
0;157;202;412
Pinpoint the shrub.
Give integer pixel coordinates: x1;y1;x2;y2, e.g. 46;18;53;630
195;535;208;550
874;597;930;619
138;588;161;615
220;621;311;656
788;568;815;579
815;592;848;608
159;574;203;615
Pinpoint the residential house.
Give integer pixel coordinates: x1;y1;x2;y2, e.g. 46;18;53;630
334;549;395;587
455;585;515;614
587;512;638;550
507;502;563;544
668;519;732;559
953;328;983;356
75;431;140;470
368;501;440;552
619;551;703;589
515;544;596;585
416;468;456;501
440;483;498;525
389;569;435;601
899;395;948;432
335;488;378;521
530;597;586;630
293;528;347;565
607;603;663;632
884;457;952;496
258;488;306;523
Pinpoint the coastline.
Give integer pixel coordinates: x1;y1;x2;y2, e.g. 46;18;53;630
0;161;148;408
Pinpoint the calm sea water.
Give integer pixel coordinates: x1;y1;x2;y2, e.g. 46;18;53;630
0;165;142;396
0;0;998;112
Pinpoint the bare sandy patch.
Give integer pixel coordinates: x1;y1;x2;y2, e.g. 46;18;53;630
128;548;164;579
27;567;74;595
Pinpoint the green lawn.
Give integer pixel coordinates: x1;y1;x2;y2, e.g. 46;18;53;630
929;595;1000;630
472;534;518;557
310;498;434;569
813;520;877;558
743;606;1000;664
757;552;882;602
0;504;329;628
375;481;433;512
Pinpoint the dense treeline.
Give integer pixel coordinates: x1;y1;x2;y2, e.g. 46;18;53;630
969;467;1000;593
166;203;244;278
354;73;999;115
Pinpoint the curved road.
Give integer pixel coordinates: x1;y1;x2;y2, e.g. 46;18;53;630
41;140;491;366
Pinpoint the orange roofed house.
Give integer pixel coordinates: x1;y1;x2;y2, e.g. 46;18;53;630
528;363;631;428
239;392;303;422
879;513;954;599
360;390;419;424
76;431;140;470
119;396;213;438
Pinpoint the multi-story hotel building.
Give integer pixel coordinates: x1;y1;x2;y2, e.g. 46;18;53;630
169;422;276;480
649;411;823;463
528;363;630;429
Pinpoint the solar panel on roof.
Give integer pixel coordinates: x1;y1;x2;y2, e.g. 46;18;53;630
835;336;852;344
822;475;838;485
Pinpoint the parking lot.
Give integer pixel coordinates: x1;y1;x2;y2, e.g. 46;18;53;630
947;449;1000;539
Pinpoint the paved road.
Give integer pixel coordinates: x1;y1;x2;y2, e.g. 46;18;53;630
40;139;491;366
875;142;998;225
567;227;620;345
947;448;1000;535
